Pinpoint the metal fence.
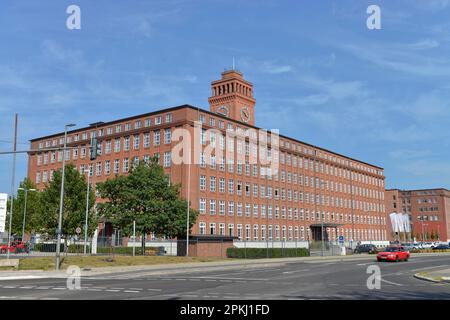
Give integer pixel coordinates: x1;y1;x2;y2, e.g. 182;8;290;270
0;236;391;258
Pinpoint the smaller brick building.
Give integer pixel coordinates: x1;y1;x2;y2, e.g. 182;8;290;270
386;188;450;242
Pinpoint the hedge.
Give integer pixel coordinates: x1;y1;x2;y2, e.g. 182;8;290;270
31;244;165;255
226;247;309;259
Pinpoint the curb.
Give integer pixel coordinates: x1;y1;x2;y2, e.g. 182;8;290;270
413;273;450;283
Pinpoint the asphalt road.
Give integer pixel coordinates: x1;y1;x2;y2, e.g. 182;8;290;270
0;255;448;300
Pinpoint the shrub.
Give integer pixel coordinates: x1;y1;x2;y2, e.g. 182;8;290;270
226;247;309;259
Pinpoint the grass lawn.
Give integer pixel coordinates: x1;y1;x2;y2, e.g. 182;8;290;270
18;255;222;271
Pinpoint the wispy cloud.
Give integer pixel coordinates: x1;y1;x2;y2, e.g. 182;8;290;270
339;42;450;77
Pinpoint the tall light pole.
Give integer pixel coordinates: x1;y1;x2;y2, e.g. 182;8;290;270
55;123;76;271
186;161;191;257
7;114;18;260
83;169;90;255
17;187;36;241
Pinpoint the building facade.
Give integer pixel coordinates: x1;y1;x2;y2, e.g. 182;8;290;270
27;70;387;244
386;188;450;242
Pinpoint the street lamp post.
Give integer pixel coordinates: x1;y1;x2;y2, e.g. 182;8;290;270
186;160;191;257
17;187;36;241
55;123;76;271
83;169;90;255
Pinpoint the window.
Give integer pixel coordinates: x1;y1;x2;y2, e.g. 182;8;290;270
210;176;216;192
253;204;258;217
199;222;206;235
123;158;129;172
165;113;173;123
209;223;216;235
124;137;130;151
105;140;111;154
144;133;150;148
199;198;206;214
253;225;259;240
209;200;216;215
200;175;206;191
219;178;225;193
114;138;121;152
219;201;225;215
228;224;234;237
114;159;120;174
133;135;140;150
163;152;171;167
153;130;160;146
164;128;171;144
93;162;101;176
105;160;111;175
237;224;243;240
228;201;235;215
228;179;234;194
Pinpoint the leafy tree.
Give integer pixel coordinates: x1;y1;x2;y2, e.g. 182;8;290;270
96;157;198;241
38;164;97;238
4;178;42;240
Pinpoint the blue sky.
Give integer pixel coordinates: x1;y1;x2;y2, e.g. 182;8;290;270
1;0;450;194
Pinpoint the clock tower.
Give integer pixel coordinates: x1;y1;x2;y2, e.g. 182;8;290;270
208;69;256;126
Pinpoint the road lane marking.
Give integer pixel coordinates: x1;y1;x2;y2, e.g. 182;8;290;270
380;278;403;286
123;290;140;293
282;269;310;274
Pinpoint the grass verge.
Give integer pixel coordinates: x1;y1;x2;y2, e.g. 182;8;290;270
18;255;222;271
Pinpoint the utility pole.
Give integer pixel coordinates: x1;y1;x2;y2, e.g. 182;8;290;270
55;123;76;270
133;220;136;257
18;187;36;242
7;114;18;260
186;160;191;257
83;170;90;255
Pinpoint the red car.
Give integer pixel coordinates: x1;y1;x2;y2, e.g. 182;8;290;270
0;241;29;254
377;246;410;262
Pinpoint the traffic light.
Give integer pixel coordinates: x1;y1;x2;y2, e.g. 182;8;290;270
90;137;98;160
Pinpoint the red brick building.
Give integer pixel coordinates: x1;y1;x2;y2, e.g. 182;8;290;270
386;188;450;242
27;70;387;245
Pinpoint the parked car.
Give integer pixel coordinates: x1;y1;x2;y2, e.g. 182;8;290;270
377;246;410;262
432;244;450;250
0;241;30;254
420;242;435;249
354;244;378;254
400;243;414;251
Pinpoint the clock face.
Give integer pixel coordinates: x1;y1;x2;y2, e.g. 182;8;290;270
216;105;229;117
240;106;251;123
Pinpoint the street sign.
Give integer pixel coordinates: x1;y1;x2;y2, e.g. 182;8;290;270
338;235;344;245
0;193;8;233
75;227;81;234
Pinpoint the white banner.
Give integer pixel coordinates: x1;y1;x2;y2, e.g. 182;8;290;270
0;193;8;233
389;212;411;233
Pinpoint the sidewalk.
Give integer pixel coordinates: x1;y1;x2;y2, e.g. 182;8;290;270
414;268;450;283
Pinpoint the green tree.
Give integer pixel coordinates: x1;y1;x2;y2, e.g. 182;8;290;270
96;157;198;240
4;178;41;239
38;164;97;238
